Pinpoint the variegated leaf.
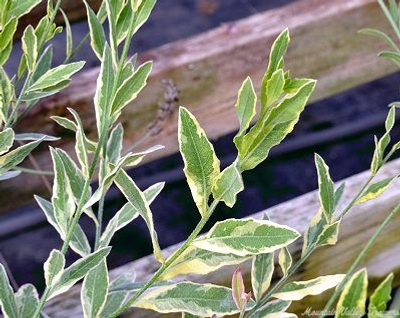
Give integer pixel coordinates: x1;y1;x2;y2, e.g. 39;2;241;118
273;274;345;301
192;218;300;256
178;107;220;216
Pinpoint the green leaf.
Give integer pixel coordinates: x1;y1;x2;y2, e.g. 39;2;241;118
356;177;396;204
250;299;291;317
233;77;257;141
315;220;341;247
31;42;53;84
379;51;400;67
238;79;316;171
15;284;39;318
115;169;164;263
44;249;65;287
278;247;292;277
107;123;124;164
178;107;220;216
50;148;76;234
99;291;128;318
161;245;247;280
36;195;91;256
212;162;244;207
51;115;78;132
111;61;152;116
94;44;115;133
273;274;345;301
368;273;393;318
28;61;85;92
0;138;43;174
358;28;399;52
14;133;59;141
135;282;253;316
105;0;118;62
263;68;285;111
81;260;109;318
315;154;335;221
0;17;17;65
0;263;18;318
60;9;73;59
0;66;14;120
335;269;368;318
133;0;156;34
0;127;14;155
192;218;300;256
6;0;41;19
260;28;290;108
302;208;327;256
99;203;139;248
84;0;106;60
68;108;90;177
251;252;274;301
21;25;38;72
116;4;132;45
49;247;111;299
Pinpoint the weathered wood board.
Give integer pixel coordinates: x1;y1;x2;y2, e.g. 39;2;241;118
2;0;398;213
44;157;400;317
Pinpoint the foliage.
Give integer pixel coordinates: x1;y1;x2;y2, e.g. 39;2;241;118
0;0;400;317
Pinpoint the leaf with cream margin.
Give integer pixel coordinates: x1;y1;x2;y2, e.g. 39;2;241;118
272;274;345;301
135;282;255;316
178;107;220;216
335;269;367;318
192;218;300;256
161;245;248;280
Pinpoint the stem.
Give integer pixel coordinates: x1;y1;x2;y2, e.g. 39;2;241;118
378;0;400;43
32;126;108;318
109;200;220;318
6;0;63;128
338;174;375;219
320;201;400;317
15;166;53;176
248;171;376;316
247;247;314;316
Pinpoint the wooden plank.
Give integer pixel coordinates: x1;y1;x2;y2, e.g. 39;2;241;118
15;0;102;39
1;0;397;213
44;158;400;317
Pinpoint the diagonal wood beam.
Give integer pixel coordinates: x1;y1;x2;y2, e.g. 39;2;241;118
1;0;397;213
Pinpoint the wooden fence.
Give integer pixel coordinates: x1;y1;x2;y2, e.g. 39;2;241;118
5;0;400;316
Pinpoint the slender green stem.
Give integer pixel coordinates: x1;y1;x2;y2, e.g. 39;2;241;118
248;171;376;316
109;200;220;318
15;166;53;176
6;0;63;128
33;126;109;318
247;247;314;317
320;202;400;317
378;0;400;43
338;174;375;219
